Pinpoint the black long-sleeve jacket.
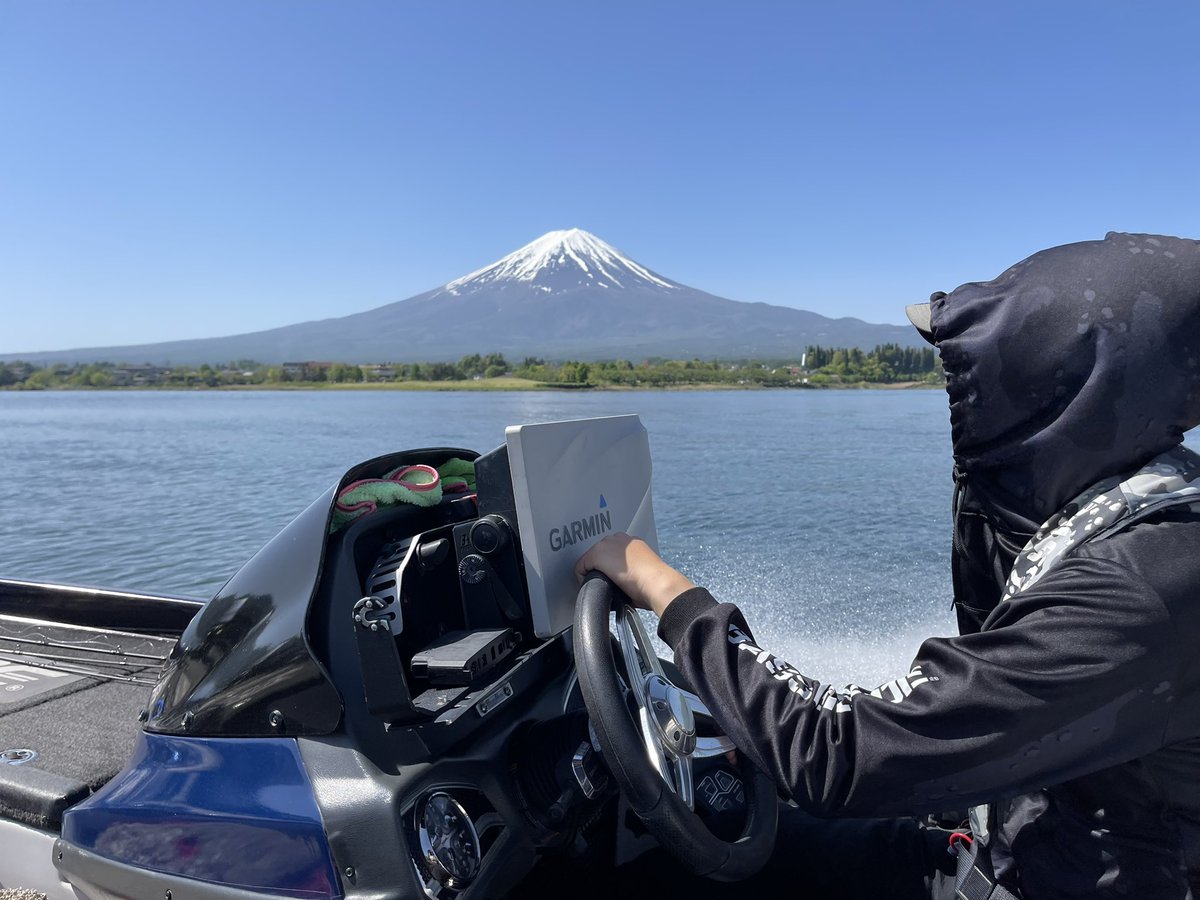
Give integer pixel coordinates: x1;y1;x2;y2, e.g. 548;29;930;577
660;506;1200;897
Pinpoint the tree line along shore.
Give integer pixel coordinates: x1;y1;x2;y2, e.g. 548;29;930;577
0;345;943;391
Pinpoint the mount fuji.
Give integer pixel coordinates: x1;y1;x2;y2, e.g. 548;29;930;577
7;229;922;365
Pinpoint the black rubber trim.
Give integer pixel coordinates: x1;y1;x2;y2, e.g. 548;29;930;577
573;573;777;882
0;765;89;831
0;578;202;634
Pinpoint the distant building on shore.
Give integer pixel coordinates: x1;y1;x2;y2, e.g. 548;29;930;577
282;361;336;380
110;365;168;386
364;364;395;381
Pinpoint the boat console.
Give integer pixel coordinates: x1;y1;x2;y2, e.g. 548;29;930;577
1;416;775;900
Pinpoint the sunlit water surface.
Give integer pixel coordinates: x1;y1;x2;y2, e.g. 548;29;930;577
0;389;959;688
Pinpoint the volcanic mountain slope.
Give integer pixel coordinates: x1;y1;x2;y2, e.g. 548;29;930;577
6;229;921;365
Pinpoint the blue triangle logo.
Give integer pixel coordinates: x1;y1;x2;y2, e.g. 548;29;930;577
599;494;607;508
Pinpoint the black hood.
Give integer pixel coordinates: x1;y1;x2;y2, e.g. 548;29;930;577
930;231;1200;535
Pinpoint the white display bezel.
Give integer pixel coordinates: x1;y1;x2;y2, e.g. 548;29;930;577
505;415;658;638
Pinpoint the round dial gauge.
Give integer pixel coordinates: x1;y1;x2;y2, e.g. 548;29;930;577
418;792;481;888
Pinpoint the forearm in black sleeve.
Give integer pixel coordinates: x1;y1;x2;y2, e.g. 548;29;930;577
658;561;1177;818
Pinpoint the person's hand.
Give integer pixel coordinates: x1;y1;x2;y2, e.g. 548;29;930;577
574;533;695;618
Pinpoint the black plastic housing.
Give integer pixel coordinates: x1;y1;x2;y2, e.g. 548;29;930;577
145;447;478;738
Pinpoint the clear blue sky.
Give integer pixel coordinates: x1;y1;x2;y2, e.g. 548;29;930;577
2;2;1198;354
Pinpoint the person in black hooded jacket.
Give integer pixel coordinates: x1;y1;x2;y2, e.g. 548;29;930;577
579;232;1200;899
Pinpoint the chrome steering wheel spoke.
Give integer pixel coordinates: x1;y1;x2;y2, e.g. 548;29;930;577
615;603;666;681
674;753;695;809
614;604;702;808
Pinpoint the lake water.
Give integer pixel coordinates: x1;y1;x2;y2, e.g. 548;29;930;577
0;389;958;687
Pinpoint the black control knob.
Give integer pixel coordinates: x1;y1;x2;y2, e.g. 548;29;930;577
470;515;511;556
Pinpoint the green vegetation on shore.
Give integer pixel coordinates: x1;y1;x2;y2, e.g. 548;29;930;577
0;345;942;391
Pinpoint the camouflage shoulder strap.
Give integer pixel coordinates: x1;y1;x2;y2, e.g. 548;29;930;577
1005;444;1200;600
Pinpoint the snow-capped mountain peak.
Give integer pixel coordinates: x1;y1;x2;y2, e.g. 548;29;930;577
443;229;680;294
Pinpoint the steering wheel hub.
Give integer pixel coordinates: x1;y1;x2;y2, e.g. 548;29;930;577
646;674;697;756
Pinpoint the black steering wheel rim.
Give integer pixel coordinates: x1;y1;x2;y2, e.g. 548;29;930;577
572;572;778;881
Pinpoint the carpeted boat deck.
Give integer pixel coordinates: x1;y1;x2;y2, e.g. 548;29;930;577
0;657;150;831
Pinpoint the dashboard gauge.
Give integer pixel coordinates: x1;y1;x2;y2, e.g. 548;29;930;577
418;792;481;888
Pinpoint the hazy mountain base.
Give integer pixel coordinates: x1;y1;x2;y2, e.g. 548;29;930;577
230;378;939;391
1;347;943;391
1;377;941;393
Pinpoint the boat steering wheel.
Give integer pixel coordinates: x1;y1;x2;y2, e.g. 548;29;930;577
572;573;778;881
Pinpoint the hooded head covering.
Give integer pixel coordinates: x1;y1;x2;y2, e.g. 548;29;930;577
919;232;1200;623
